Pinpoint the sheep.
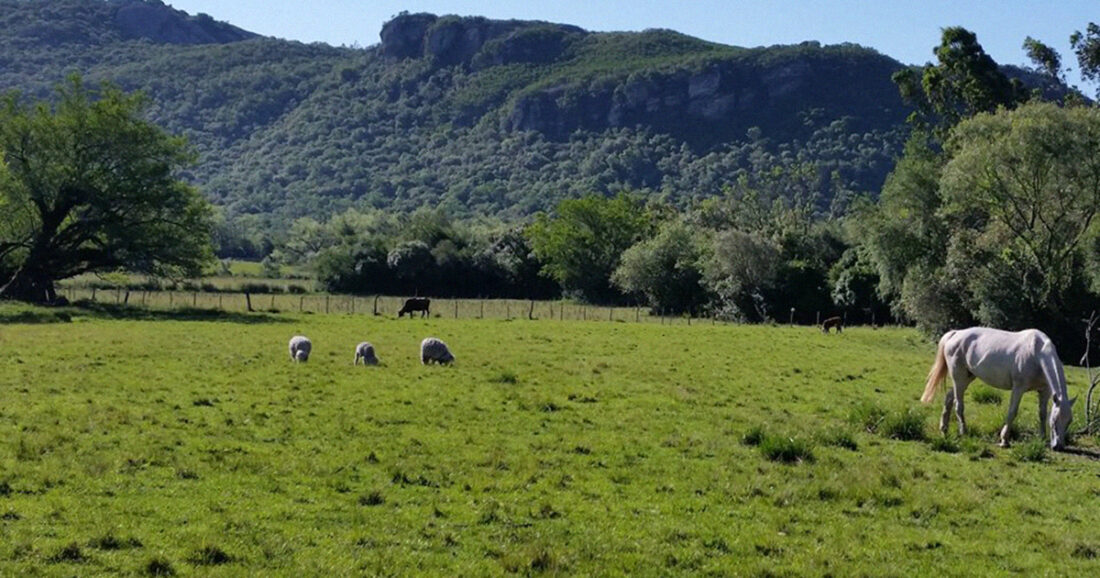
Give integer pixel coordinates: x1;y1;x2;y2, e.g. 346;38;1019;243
289;335;312;362
420;337;454;365
354;341;379;365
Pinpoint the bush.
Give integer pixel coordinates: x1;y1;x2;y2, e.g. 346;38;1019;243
848;400;887;433
741;425;766;446
759;434;815;464
1012;439;1048;462
881;408;927;441
970;386;1002;405
817;428;858;451
928;436;960;453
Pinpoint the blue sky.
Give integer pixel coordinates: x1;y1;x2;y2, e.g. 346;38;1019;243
166;1;1097;90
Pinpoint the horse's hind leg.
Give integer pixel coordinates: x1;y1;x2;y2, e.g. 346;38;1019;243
940;388;955;435
949;369;972;436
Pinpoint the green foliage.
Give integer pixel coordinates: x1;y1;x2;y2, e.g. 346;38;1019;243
0;74;214;302
611;218;708;313
0;1;911;230
970;386;1003;405
894;27;1025;137
758;434;815;464
527;193;654;303
1012;439;1050;462
1071;23;1100;98
880;408;927;441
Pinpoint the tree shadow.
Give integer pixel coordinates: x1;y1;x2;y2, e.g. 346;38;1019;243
1;301;287;325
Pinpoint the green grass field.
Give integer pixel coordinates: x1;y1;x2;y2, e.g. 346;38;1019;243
1;305;1098;575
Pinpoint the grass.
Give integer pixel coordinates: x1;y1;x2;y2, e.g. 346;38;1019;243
1;304;1098;574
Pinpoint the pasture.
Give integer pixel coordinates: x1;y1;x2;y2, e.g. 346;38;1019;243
1;305;1098;575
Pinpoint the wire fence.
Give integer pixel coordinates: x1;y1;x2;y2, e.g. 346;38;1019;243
56;287;732;325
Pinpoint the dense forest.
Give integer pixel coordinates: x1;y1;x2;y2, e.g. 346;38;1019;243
0;0;921;234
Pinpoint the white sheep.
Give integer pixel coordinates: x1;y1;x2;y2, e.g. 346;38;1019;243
420;337;454;365
289;335;312;362
354;341;379;365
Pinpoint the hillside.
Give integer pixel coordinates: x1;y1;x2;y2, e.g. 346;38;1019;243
0;0;918;229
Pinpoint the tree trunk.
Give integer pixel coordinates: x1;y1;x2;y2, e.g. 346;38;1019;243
0;265;57;304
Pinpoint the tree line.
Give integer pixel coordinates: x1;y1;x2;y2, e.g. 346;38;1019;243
3;25;1100;357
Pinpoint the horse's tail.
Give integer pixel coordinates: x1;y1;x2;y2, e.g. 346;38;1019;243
921;336;949;403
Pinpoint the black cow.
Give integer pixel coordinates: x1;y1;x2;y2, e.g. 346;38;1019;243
398;297;430;318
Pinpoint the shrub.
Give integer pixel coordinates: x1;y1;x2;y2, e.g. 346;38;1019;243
145;556;176;576
189;545;232;566
741;425;766;446
48;542;85;563
759;434;815;464
928;436;960;453
359;490;385;506
490;371;518;384
849;400;887;433
881;408;927;441
817;428;858;451
970;386;1002;405
1012;439;1048;462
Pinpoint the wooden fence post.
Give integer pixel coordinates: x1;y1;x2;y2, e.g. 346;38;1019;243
325;294;330;314
454;300;459;319
245;292;252;312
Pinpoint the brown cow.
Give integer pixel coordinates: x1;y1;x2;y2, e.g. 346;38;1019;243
821;316;843;334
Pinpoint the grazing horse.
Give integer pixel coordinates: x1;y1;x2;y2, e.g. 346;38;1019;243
921;327;1075;450
821;316;843;334
398;297;430;318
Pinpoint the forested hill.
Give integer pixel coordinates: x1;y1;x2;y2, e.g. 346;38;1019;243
1;0;921;228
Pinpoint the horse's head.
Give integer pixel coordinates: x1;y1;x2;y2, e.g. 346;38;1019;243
1050;395;1076;450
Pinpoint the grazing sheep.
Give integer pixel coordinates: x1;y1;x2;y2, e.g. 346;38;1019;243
289;335;312;362
354;341;379;365
420;337;454;365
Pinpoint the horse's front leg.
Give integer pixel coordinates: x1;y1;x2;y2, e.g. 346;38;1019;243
1037;387;1050;441
1000;385;1026;448
940;388;956;435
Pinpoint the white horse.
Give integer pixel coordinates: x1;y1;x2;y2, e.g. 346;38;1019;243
922;327;1075;450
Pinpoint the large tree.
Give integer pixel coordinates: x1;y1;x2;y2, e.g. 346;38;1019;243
1070;22;1100;98
893;27;1025;138
860;102;1100;346
0;76;214;303
527;193;653;303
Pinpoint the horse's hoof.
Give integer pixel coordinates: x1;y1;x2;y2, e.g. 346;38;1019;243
998;441;1010;448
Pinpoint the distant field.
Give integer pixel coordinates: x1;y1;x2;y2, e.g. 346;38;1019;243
1;305;1098;575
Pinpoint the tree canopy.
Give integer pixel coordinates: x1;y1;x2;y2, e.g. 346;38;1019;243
0;76;214;303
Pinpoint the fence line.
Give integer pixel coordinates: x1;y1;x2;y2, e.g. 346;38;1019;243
57;287;739;325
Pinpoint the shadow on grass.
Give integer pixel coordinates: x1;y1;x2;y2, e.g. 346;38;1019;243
0;300;287;324
1059;446;1100;461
